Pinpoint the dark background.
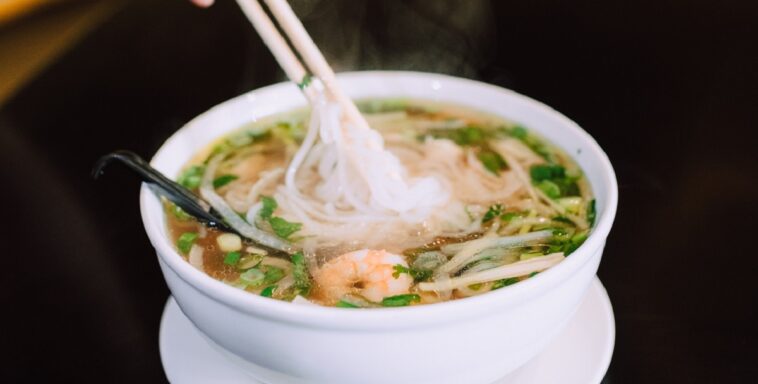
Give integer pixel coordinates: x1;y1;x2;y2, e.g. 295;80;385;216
1;0;756;382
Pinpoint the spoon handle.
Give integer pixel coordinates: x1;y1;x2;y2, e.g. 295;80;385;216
92;150;238;235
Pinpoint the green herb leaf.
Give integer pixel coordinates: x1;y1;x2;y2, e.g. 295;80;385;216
177;165;205;189
392;264;432;282
298;74;313;90
213;174;238;188
529;164;580;198
336;300;359;308
483;204;504;222
537;180;561;199
500;211;522;222
177;232;198;254
381;294;421;307
262;265;285;285
259;196;277;219
528;271;539;278
530;164;566;182
223;251;241;266
237;253;264;270
478;149;508;175
291;252;311;296
269;217;302;239
261;285;276;298
428;126;488;146
492;277;519;290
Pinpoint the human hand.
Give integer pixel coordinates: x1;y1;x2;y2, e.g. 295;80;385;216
190;0;214;7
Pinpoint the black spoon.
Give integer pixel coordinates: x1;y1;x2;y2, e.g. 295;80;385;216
92;150;239;235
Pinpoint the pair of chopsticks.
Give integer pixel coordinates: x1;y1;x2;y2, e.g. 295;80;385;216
235;0;370;131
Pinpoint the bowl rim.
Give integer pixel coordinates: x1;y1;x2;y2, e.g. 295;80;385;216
140;70;618;330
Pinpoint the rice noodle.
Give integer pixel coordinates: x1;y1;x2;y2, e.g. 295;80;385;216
438;230;554;274
269;92;469;251
419;253;565;291
199;155;294;253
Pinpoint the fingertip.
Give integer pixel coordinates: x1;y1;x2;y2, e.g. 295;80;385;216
192;0;214;8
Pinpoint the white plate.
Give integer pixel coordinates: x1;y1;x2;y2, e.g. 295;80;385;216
160;277;614;384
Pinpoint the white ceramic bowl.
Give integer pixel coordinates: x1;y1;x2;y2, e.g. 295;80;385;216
141;71;618;384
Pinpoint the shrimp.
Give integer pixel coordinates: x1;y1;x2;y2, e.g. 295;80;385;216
312;249;413;305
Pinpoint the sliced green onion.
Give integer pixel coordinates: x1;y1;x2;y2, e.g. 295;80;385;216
213;174;238;188
239;268;265;286
268;216;302;239
482;204;504;223
291;252;311;296
223;251;241;266
381;294;421;307
530;164;566;182
262;266;285;285
177;232;198;254
492;277;518;290
537;180;561;199
336;300;359;308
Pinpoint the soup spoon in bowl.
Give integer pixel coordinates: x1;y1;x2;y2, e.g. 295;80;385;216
92;150;239;235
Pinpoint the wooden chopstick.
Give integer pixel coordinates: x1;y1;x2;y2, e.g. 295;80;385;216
235;0;307;86
236;0;371;131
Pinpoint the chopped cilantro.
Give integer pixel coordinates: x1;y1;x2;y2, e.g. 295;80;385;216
427;126;488;146
177;165;205;189
213;174;238;188
530;164;566;182
381;294;421;307
177;232;198;254
259;195;277;219
268;217;302;239
261;285;276;297
492;277;519;290
336;300;359;308
298;74;313;90
223;251;241;266
262;265;285;285
483;204;504;222
478;149;508;175
257;196;303;239
291;252;311;296
530;164;580;199
392;264;432;282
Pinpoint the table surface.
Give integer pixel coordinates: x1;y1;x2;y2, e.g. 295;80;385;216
1;0;756;382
